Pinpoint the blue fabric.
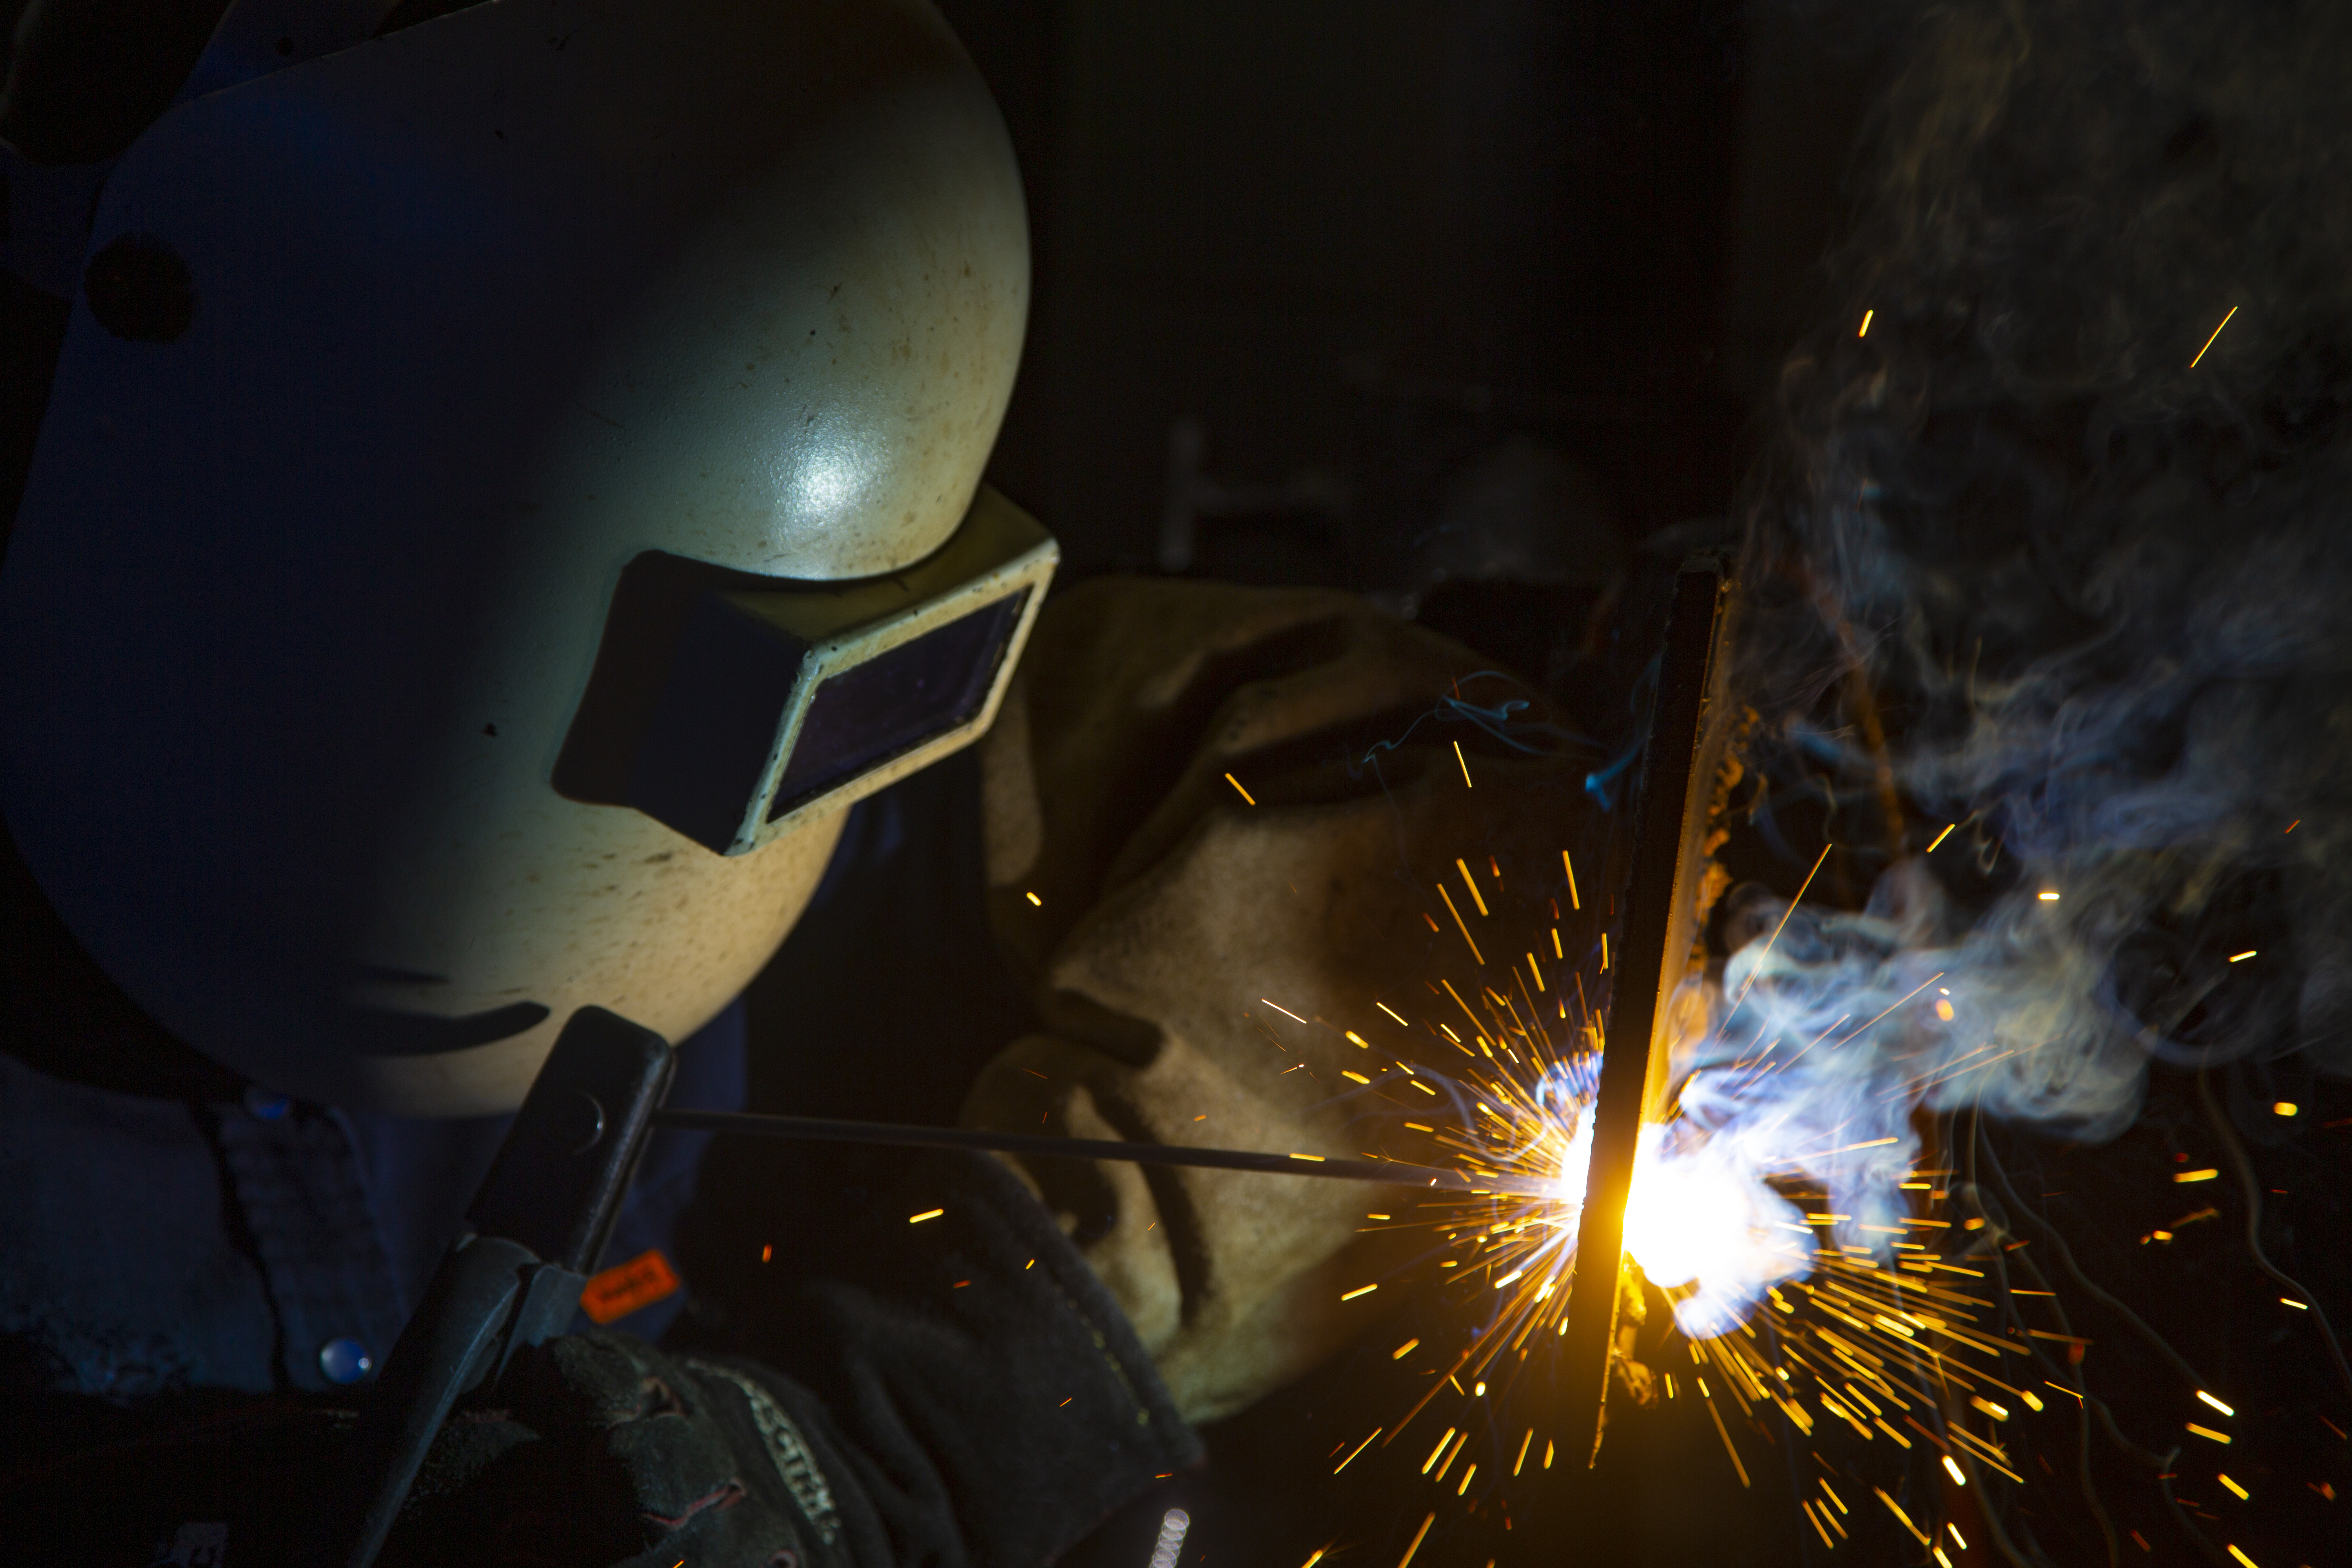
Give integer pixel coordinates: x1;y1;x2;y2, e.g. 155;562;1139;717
211;1089;412;1394
0;788;894;1400
0;1056;276;1398
0;999;751;1397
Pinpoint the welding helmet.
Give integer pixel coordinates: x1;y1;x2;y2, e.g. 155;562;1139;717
0;0;1052;1114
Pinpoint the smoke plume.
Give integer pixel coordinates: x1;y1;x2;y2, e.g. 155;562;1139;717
1654;0;2352;1314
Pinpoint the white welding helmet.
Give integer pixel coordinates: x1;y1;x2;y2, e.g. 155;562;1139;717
0;0;1053;1114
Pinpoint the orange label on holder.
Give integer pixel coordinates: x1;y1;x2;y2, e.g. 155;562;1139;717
581;1247;682;1324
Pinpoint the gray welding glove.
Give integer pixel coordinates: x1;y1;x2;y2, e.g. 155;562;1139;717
383;1331;841;1568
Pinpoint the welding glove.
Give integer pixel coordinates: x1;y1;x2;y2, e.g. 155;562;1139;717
962;577;1597;1423
382;1332;835;1568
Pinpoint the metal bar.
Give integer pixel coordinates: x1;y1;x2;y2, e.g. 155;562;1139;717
1555;554;1737;1470
650;1107;1557;1198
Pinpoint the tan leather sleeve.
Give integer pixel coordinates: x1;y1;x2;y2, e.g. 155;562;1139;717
962;577;1597;1423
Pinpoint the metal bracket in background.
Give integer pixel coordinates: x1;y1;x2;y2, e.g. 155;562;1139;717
303;1005;675;1568
1555;551;1739;1471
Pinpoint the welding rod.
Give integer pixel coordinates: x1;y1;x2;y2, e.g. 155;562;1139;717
650;1107;1558;1198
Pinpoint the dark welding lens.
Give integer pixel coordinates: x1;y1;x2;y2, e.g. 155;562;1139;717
604;486;1056;856
768;590;1027;820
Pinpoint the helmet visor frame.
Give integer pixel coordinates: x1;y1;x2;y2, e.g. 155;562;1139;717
566;485;1056;857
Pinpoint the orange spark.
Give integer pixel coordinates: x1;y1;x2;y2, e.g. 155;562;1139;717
1437;884;1485;965
1455;859;1491;916
1397;1512;1436;1568
2189;304;2238;368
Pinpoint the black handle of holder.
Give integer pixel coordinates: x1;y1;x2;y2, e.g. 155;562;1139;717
466;1006;677;1275
305;1007;675;1568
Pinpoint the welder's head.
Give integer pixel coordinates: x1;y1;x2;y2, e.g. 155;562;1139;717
0;0;1051;1113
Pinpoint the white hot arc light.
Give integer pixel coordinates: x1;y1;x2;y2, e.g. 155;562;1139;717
1544;1120;1813;1339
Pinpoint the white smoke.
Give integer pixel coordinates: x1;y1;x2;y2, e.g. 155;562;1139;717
1599;0;2352;1330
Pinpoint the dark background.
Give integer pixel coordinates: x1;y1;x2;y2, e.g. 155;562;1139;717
940;0;1878;601
915;0;1920;737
